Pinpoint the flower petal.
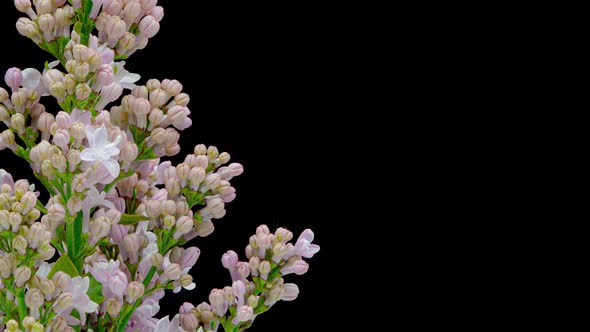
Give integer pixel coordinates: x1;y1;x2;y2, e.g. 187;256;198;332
102;159;121;179
22;68;41;90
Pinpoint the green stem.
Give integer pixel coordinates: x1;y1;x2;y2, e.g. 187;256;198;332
16;287;27;323
114;267;157;332
66;212;84;274
80;0;94;46
142;266;157;288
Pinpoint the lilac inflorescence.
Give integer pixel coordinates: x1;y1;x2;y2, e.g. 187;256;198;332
0;1;319;331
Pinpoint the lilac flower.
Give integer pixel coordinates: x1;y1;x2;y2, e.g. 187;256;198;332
285;229;321;260
154;315;184;332
232;306;254;326
82;186;115;232
89;259;128;303
0;169;14;189
71;108;92;126
56;276;99;326
81;124;122;180
126;298;161;331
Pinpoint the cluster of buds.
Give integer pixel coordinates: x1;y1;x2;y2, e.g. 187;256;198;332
91;0;164;57
15;0;75;44
1;1;320;331
167;226;320;332
110;78;192;159
0;68;47;152
0;174;54;264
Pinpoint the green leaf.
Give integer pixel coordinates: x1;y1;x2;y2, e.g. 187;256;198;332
74;22;83;34
47;254;79;279
86;275;104;304
14;146;32;162
137;147;158;161
119;214;150;225
56;36;70;53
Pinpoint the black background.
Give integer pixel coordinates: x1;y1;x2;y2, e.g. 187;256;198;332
1;1;589;332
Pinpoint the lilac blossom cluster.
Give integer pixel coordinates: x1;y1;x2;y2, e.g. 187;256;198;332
0;1;319;331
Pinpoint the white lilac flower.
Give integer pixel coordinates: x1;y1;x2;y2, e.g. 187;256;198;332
95;62;140;110
82;186;115;232
111;62;141;90
81;124;122;179
154;315;184;332
56;276;99;326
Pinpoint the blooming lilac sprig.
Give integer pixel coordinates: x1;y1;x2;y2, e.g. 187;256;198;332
171;226;320;332
1;1;320;331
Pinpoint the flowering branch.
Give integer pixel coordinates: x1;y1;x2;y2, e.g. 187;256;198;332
0;1;320;331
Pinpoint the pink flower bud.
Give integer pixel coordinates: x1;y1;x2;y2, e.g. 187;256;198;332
194;155;209;169
52;271;72;291
38;14;55;33
148;108;164;130
236;262;251;280
107;16;127;45
222;250;239;270
36;0;53;16
189;167;205;190
209;289;227;316
180;312;199;331
103;0;123;16
149;88;168;107
53;292;73;313
281;260;309;276
281;283;300;301
5;67;22;91
25;288;44;310
95;64;115;88
164;105;189;130
195;220;214;237
126;281;145;303
179;247;201;269
0;256;11;278
13;235;27;255
14;0;32;13
106;298;122;318
55;111;72;129
14;266;32;287
232;306;253;325
163;263;182;281
133;97;151;128
139;15;160;38
173;216;194;239
120;142;138;162
75;82;91;100
161;79;182;96
123;234;141;253
140;0;157;11
148;6;164;22
67;196;82;214
123;1;142;25
67;149;81;172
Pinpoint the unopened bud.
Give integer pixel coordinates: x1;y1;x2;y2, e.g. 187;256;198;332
14;266;32;287
25;288;44;309
22;316;36;329
13;235;28;255
0;256;12;278
150;252;163;267
106;298;122;318
163;263;182;281
75;82;91;100
126;281;145;303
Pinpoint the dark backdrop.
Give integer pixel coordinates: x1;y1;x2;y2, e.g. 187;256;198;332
1;2;589;332
0;1;586;79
